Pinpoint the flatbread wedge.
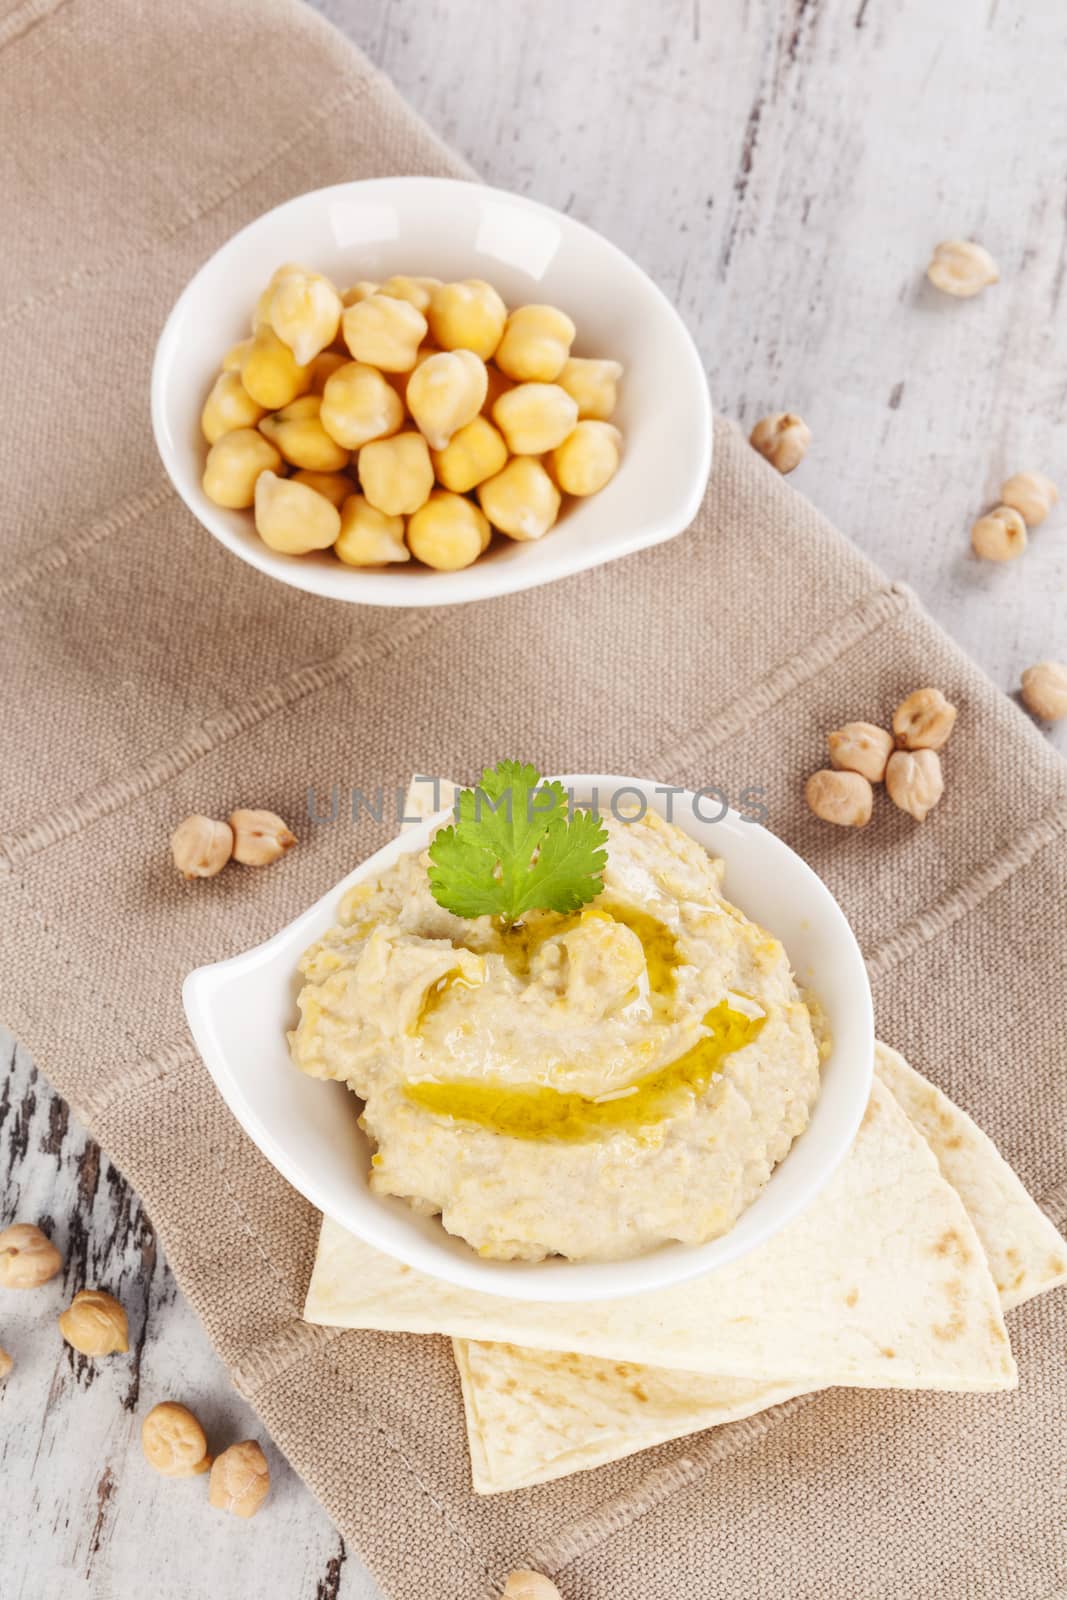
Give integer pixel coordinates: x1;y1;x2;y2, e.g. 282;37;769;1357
452;1046;1067;1492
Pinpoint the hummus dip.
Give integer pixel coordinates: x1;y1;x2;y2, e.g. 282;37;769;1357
290;809;823;1262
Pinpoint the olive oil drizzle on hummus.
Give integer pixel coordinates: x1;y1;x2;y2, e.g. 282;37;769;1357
405;999;765;1142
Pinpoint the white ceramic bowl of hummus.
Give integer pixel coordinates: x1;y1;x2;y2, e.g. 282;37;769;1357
151;177;712;607
183;777;874;1302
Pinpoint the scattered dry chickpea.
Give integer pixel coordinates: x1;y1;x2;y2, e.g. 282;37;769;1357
971;505;1027;562
0;1346;12;1381
58;1289;129;1356
142;1402;212;1477
826;722;894;784
1000;471;1058;528
170;814;234;879
1021;660;1067;722
495;304;576;383
926;239;999;298
335;495;410;567
229;809;296;866
502;1572;562;1600
804;770;873;828
892;688;958;751
749;413;811;474
885;749;944;822
209;1440;270;1519
0;1222;62;1289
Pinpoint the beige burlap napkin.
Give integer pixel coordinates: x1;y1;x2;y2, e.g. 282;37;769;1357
2;1;1066;1596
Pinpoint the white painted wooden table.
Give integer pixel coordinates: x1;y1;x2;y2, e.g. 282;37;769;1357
3;1;1065;1595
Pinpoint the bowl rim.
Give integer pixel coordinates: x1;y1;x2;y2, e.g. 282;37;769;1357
182;773;875;1303
150;175;713;608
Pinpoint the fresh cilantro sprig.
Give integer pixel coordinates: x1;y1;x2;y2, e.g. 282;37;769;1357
427;760;608;925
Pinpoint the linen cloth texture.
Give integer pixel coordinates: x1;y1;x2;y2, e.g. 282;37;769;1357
1;0;1065;1596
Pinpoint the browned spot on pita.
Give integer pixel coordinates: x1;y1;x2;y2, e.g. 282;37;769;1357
988;1317;1008;1346
933;1229;972;1267
879;1347;896;1359
943;1134;963;1149
1049;1255;1066;1276
1013;1267;1026;1289
933;1279;966;1341
629;1383;650;1403
503;1378;517;1393
844;1288;859;1307
1006;1246;1020;1264
863;1096;881;1126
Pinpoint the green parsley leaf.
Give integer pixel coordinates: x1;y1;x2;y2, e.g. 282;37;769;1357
427;760;608;924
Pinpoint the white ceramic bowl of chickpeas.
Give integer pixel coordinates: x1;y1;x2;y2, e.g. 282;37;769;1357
151;177;712;606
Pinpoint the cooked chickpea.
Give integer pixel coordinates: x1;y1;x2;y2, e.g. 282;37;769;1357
239;326;312;410
378;274;442;312
202;429;282;509
407;490;491;571
253;471;341;555
342;292;427;372
252;262;307;328
406;349;488;450
290;469;352;509
308;349;348;394
335;494;410;567
972;505;1027;562
200;371;266;445
268;269;343;366
557;356;623;420
1000;471;1058;528
495;304;576;383
221;337;254;373
427;279;508;359
259;395;350;472
477;457;561;542
431;416;509;493
482;363;513;415
319;363;403;451
340;281;379;307
550;421;622;496
320;361;405;449
358;431;434;517
492;383;579;455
